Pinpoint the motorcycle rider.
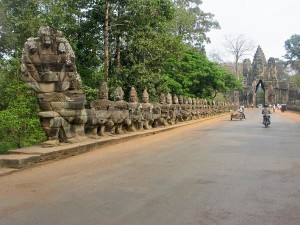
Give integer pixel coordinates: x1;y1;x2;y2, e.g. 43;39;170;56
262;104;271;124
238;105;246;119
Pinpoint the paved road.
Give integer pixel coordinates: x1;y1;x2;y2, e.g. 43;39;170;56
1;109;300;225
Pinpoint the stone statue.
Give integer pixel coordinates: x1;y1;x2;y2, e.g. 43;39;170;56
21;26;87;147
141;89;154;129
191;98;198;120
20;27;233;147
110;86;131;134
152;95;162;128
180;96;191;121
128;87;143;131
169;94;181;124
160;93;170;126
86;82;113;136
252;45;266;79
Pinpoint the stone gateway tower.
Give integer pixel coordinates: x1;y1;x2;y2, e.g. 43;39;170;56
241;46;298;106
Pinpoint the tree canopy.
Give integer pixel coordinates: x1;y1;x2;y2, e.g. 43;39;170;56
0;0;239;150
284;34;300;73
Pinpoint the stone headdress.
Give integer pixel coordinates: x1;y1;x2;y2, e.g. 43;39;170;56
99;82;109;99
114;86;124;100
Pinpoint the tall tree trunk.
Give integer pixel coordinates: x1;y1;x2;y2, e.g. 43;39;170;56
104;0;109;82
117;37;121;68
116;1;122;68
235;54;239;80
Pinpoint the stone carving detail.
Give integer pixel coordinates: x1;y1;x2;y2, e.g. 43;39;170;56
242;46;299;106
21;27;87;147
110;86;131;134
141;89;153;129
252;46;266;79
21;27;234;147
128;87;143;131
86;82;113;136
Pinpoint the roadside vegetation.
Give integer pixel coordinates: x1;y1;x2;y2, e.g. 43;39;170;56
5;1;298;151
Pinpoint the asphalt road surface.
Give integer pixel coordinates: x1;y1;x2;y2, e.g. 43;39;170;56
1;109;300;225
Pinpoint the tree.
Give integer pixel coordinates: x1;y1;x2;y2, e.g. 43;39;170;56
223;34;255;80
168;0;220;50
274;58;290;81
162;46;241;99
0;58;45;151
288;74;300;89
284;34;300;73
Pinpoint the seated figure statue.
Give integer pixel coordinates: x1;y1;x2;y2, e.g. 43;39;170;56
141;89;153;129
128;87;143;131
169;94;181;124
160;93;170;126
21;26;87;147
180;96;191;121
86;82;113;136
191;98;198;120
110;86;131;134
152;96;162;128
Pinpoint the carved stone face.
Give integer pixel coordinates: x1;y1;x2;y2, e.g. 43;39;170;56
184;97;188;104
114;86;124;101
130;93;137;102
99;82;109;99
129;87;137;102
38;27;52;48
178;95;183;104
166;93;172;104
42;35;52;48
27;39;37;53
173;95;178;104
160;93;166;104
142;89;149;103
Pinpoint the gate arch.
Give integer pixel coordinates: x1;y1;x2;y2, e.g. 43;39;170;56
255;80;265;106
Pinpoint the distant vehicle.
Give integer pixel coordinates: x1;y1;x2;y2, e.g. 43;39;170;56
257;104;263;108
281;104;287;112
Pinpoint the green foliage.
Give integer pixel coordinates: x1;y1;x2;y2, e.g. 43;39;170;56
0;0;239;148
284;34;300;73
168;0;220;49
288;73;300;89
0;58;46;151
162;47;241;99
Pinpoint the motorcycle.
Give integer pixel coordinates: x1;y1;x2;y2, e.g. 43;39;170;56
230;111;243;120
263;115;270;128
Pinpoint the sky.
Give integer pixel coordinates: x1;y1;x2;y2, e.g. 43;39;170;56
201;0;300;62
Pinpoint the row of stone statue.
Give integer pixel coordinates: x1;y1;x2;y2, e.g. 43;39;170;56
86;83;234;138
21;26;236;147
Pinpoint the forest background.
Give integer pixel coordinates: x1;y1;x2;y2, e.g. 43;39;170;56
0;0;298;151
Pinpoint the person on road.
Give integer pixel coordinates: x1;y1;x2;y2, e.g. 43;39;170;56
238;106;246;119
262;104;271;124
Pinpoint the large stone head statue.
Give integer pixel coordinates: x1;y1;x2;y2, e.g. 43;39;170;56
21;26;80;94
166;93;172;104
173;94;178;104
178;95;184;104
114;86;124;101
129;87;138;102
160;93;166;104
142;89;149;103
99;82;109;100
